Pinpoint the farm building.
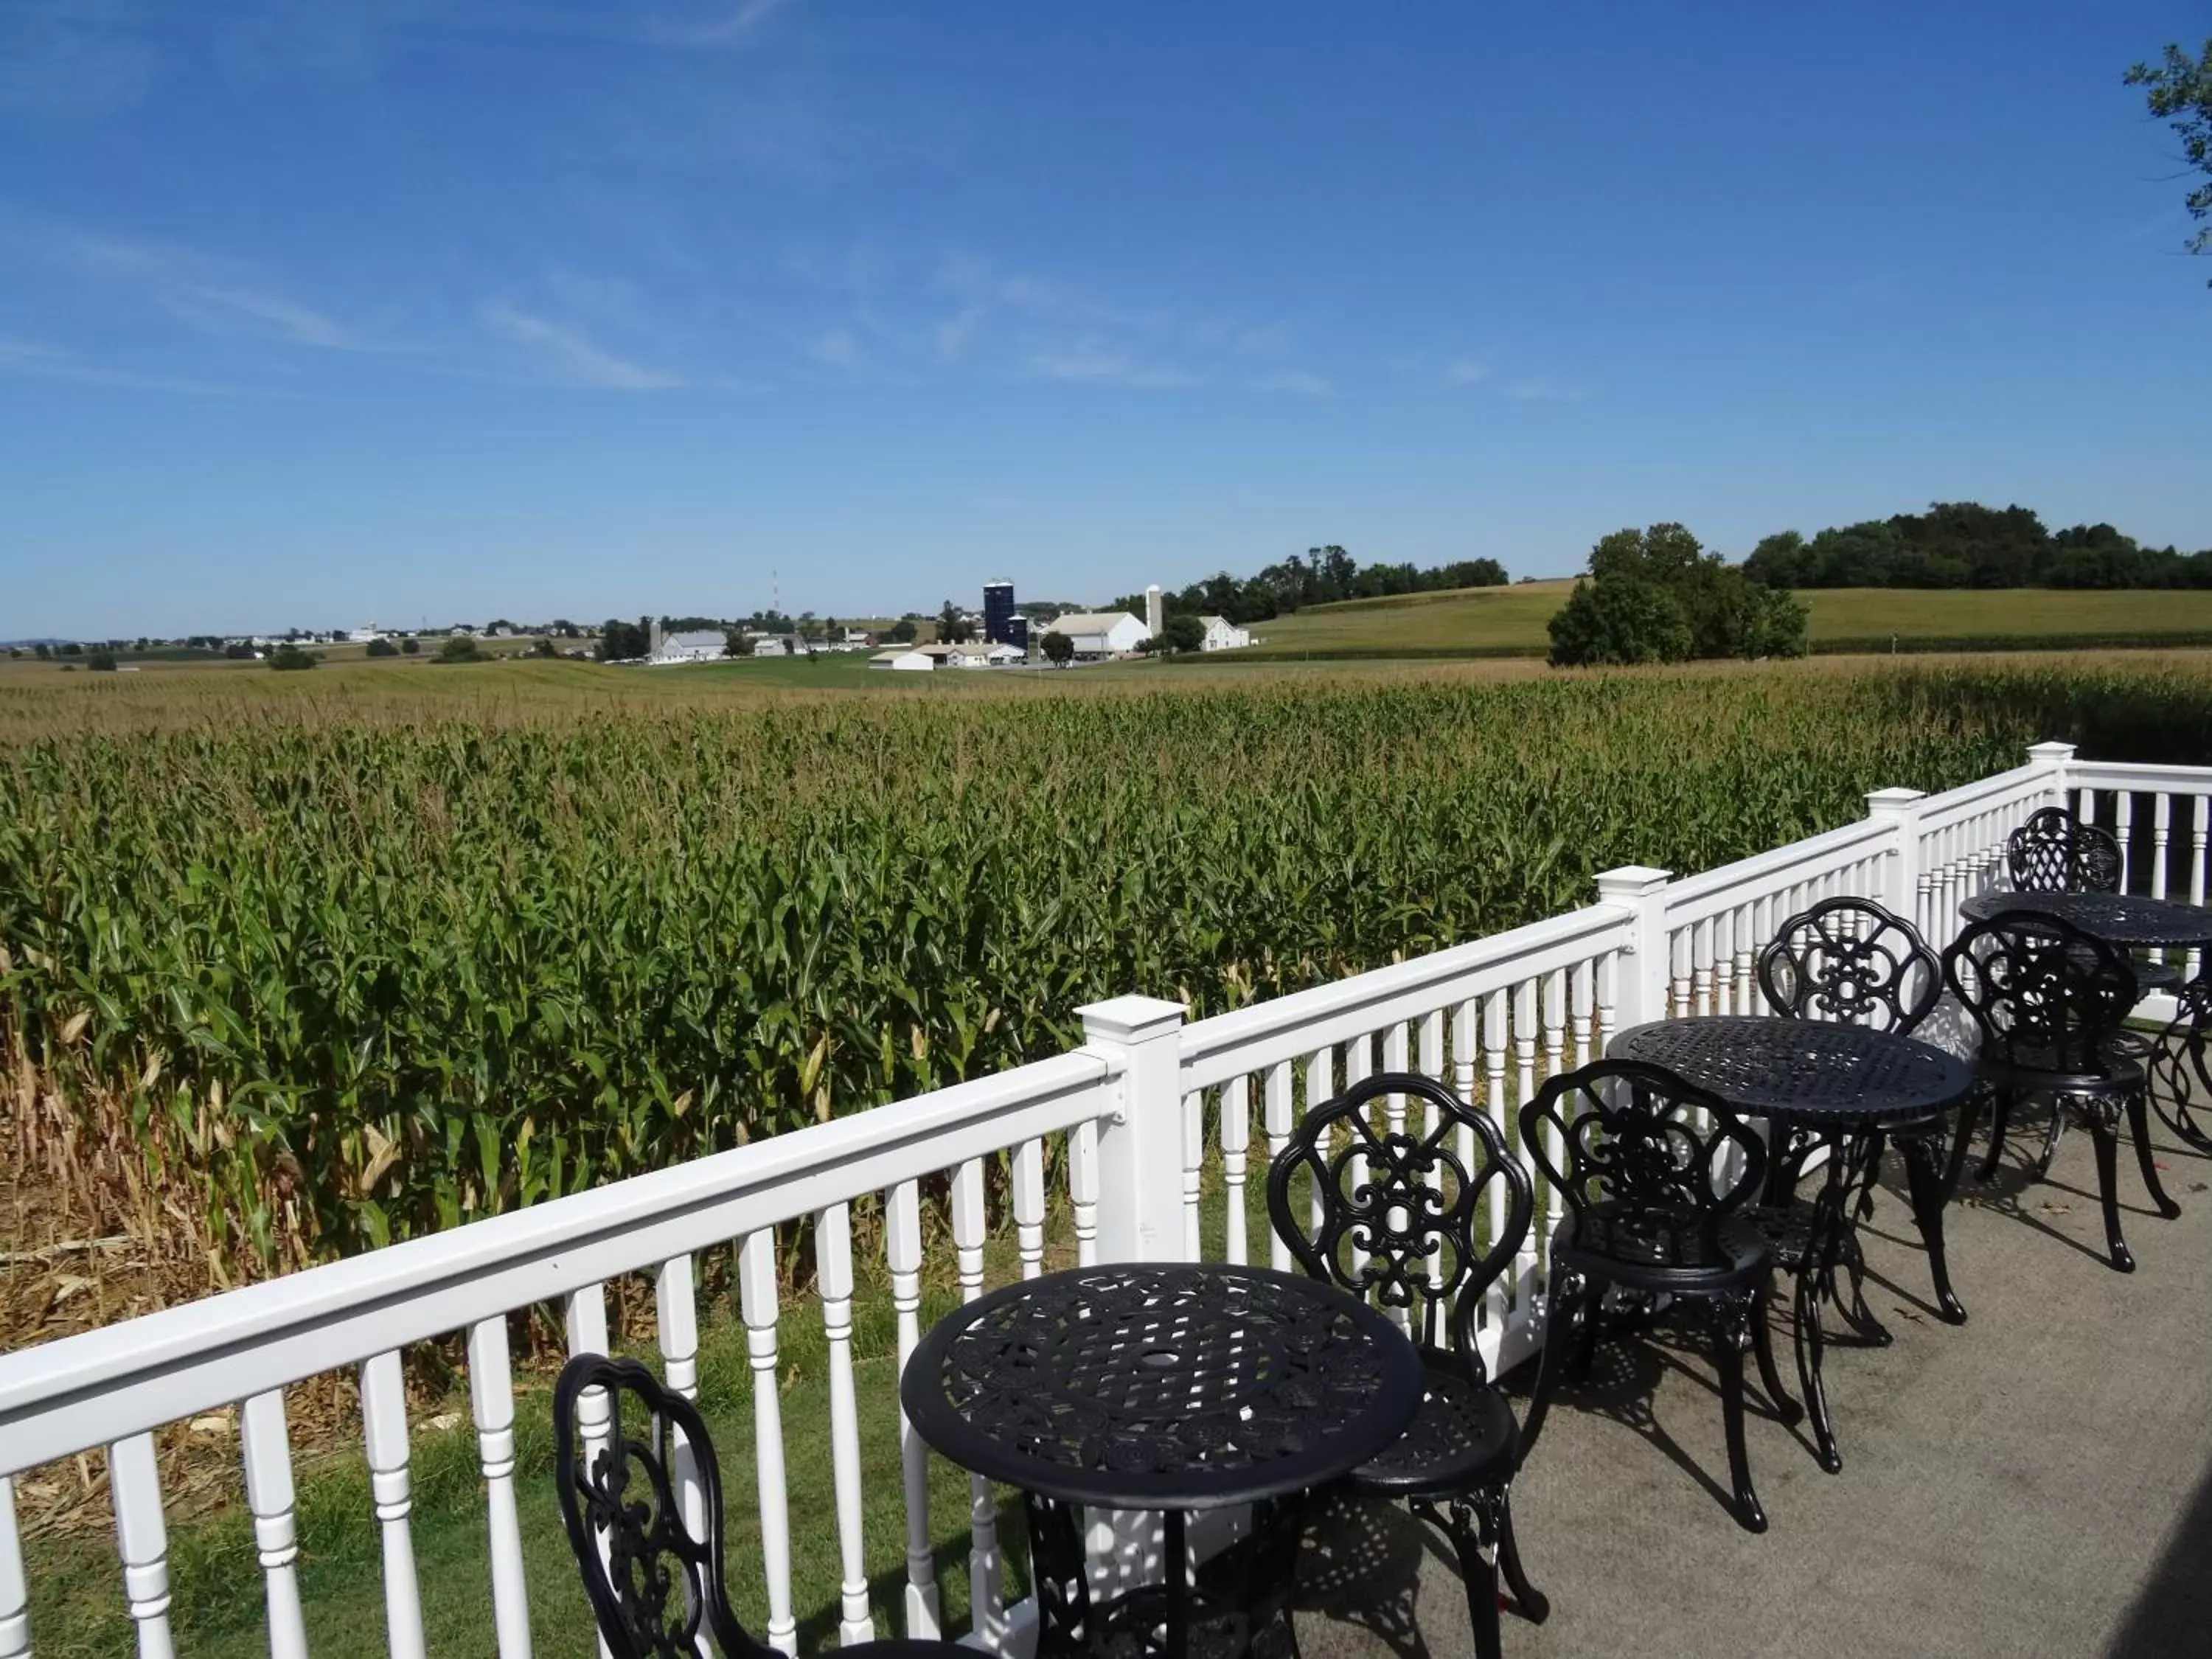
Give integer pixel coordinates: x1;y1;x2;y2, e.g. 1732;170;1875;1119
1048;611;1149;658
869;648;934;671
749;636;790;658
1200;616;1251;652
653;630;727;664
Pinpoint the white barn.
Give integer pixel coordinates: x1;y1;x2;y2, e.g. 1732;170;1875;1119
1200;616;1251;652
748;636;790;658
869;648;934;672
1048;611;1149;658
653;630;728;664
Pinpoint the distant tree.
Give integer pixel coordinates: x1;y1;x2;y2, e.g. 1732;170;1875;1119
32;644;50;661
1547;579;1694;667
2127;40;2212;282
87;648;118;672
889;619;918;644
6;648;18;659
936;601;973;644
529;636;557;658
223;642;256;660
552;619;580;638
597;619;651;661
366;637;400;658
437;636;483;664
725;630;754;657
1160;613;1206;653
1040;630;1075;667
268;644;319;671
60;641;80;656
400;636;420;656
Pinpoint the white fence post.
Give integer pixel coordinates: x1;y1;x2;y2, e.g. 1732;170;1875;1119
2028;740;2075;801
1593;866;1672;1030
1864;787;1927;922
1077;996;1191;1265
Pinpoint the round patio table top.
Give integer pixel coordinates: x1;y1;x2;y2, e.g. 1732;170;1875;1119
1608;1015;1973;1130
1958;890;2212;950
899;1262;1423;1512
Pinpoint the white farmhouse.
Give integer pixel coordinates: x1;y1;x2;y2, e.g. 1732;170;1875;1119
1048;611;1149;659
653;630;728;664
748;636;790;658
1200;616;1251;652
869;648;934;672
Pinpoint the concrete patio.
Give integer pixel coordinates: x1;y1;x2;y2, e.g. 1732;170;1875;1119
1290;1105;2212;1659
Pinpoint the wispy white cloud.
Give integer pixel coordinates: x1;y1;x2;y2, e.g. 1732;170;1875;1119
479;303;681;389
0;337;294;397
1025;347;1199;390
645;0;794;49
933;304;984;362
1443;356;1491;386
1253;369;1330;395
24;225;400;351
810;327;863;369
1508;376;1585;402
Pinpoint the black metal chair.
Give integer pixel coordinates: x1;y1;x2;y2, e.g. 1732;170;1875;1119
2007;805;2124;894
2148;978;2212;1151
2004;806;2183;997
1267;1071;1544;1659
1515;1060;1781;1533
1941;911;2181;1273
554;1353;964;1659
1756;894;1958;1247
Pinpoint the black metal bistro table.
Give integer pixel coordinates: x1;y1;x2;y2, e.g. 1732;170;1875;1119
1959;889;2212;961
1608;1017;1976;1467
900;1263;1424;1659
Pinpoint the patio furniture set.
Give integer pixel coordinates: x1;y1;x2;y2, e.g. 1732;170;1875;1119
546;804;2206;1659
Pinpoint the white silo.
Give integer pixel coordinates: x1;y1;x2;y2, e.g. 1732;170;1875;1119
1145;585;1163;638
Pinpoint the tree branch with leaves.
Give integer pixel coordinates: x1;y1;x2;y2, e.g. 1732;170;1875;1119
2126;39;2212;282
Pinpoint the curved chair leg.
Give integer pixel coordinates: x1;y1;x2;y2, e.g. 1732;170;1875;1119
1445;1500;1503;1659
1750;1279;1802;1425
1944;1088;1988;1200
1493;1490;1548;1626
1711;1294;1767;1534
1900;1131;1967;1324
1792;1266;1840;1474
2088;1116;2135;1273
1980;1090;2017;1181
2127;1091;2184;1219
1515;1270;1582;1464
2036;1106;2067;1178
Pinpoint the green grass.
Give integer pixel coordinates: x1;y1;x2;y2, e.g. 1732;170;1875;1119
1227;583;2212;661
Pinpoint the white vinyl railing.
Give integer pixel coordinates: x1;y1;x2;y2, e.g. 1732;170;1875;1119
4;740;2208;1659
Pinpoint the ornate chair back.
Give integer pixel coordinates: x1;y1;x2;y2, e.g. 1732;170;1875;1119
1517;1060;1767;1234
1756;896;1940;1034
2006;806;2123;894
554;1353;771;1659
1941;911;2138;1077
1267;1071;1532;1380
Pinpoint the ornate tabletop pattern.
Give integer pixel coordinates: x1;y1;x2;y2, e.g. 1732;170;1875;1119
900;1265;1422;1511
1959;889;2212;949
1609;1016;1972;1127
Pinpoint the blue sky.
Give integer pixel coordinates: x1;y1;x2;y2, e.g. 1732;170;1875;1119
3;1;2208;638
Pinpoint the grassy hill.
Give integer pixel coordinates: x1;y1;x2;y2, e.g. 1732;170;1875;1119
1229;582;2212;660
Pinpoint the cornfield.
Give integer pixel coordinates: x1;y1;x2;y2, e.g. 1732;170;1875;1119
6;657;2211;1283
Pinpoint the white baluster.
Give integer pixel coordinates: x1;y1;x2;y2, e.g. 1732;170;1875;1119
109;1432;175;1659
467;1316;534;1659
1484;988;1521;1315
1264;1061;1295;1273
1539;971;1567;1276
1014;1138;1048;1278
1736;900;1759;1012
1305;1044;1334;1239
952;1160;1004;1644
1512;978;1542;1299
1668;927;1691;1018
886;1180;943;1639
1418;1009;1448;1312
739;1231;798;1656
240;1390;310;1659
2192;796;2209;981
0;1476;27;1659
1180;1091;1204;1262
655;1254;706;1564
815;1203;876;1646
563;1287;616;1659
1692;917;1715;1018
2117;792;2135;891
1343;1034;1371;1284
360;1352;427;1659
1220;1079;1250;1266
1068;1120;1101;1267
